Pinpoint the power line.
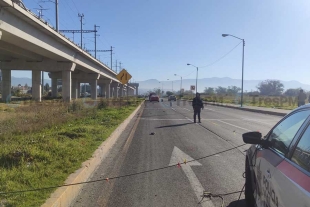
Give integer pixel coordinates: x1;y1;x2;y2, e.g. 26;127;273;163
0;143;246;195
70;0;79;13
200;41;242;68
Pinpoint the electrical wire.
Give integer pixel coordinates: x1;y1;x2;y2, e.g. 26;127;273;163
0;143;246;195
200;41;242;68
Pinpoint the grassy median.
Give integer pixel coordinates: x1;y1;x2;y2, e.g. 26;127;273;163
0;98;143;207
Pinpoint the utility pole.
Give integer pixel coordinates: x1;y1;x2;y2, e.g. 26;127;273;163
115;60;118;73
40;0;58;31
119;62;122;72
94;24;100;58
34;6;48;19
111;46;113;70
56;0;59;32
78;13;84;47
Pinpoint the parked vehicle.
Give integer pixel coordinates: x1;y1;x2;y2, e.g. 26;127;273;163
243;104;310;207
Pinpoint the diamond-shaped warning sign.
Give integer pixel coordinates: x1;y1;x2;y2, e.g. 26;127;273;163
116;69;132;85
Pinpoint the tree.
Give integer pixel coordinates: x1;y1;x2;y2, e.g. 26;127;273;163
166;91;173;96
215;86;227;95
227;86;241;95
154;88;161;95
257;80;284;96
204;87;215;94
284;88;302;97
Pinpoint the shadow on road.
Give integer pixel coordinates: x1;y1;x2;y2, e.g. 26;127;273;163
156;123;193;128
226;199;246;207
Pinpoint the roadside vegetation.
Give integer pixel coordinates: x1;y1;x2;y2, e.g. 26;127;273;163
175;80;309;110
0;98;143;207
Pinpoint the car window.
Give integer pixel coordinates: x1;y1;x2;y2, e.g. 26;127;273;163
268;110;310;155
292;124;310;172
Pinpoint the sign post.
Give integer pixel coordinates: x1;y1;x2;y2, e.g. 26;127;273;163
116;69;132;107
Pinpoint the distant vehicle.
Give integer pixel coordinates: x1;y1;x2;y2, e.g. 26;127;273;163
243;104;310;207
149;92;156;100
149;95;159;102
168;95;176;101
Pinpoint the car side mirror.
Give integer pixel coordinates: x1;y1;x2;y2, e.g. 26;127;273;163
242;131;263;145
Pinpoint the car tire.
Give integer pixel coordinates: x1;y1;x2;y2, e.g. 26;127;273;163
245;159;256;207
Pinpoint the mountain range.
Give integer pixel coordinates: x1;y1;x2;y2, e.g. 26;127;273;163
4;76;310;94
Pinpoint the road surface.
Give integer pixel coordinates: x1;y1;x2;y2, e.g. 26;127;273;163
71;99;281;207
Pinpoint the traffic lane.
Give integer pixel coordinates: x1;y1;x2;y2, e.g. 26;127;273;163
171;100;281;135
172;100;281;125
169;101;279;154
72;102;202;207
104;102;247;207
72;101;247;207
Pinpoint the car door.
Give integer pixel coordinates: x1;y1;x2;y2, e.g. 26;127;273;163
254;109;310;207
271;114;310;207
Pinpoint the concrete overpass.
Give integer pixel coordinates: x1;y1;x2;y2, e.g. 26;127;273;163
0;0;138;102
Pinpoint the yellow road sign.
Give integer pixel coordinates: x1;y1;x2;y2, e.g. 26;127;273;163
116;69;132;85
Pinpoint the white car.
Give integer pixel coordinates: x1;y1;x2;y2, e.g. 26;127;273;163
243;104;310;207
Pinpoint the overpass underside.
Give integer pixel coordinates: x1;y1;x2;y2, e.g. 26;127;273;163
0;0;138;102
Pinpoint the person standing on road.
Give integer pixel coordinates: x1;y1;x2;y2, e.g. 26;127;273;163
297;89;307;107
192;93;204;123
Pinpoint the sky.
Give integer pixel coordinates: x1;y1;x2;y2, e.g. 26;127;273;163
13;0;310;84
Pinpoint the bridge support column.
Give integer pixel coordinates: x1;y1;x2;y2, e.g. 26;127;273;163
51;77;57;98
136;86;139;96
71;79;78;99
62;70;71;102
1;69;11;102
110;83;119;98
62;63;76;102
32;70;41;102
104;83;110;99
90;79;97;100
77;82;81;98
119;85;124;97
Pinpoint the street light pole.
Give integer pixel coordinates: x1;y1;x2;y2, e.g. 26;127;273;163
222;34;245;107
174;74;183;95
187;63;199;94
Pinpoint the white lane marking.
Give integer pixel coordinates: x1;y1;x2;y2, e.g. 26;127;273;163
169;147;214;207
203;108;215;111
171;108;176;111
216;120;252;132
241;118;275;125
183;108;191;111
185;117;194;123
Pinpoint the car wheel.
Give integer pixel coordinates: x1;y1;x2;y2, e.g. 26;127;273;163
245;159;255;207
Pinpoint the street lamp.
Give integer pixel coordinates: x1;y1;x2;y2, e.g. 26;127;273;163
222;34;245;107
187;63;198;94
174;74;182;95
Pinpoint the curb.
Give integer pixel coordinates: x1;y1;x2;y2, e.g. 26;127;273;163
205;102;288;116
41;102;144;207
186;100;288;117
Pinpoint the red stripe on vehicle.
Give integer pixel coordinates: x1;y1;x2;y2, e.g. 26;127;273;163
277;160;310;193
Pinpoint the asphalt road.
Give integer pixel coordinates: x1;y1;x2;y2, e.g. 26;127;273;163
71;99;281;207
